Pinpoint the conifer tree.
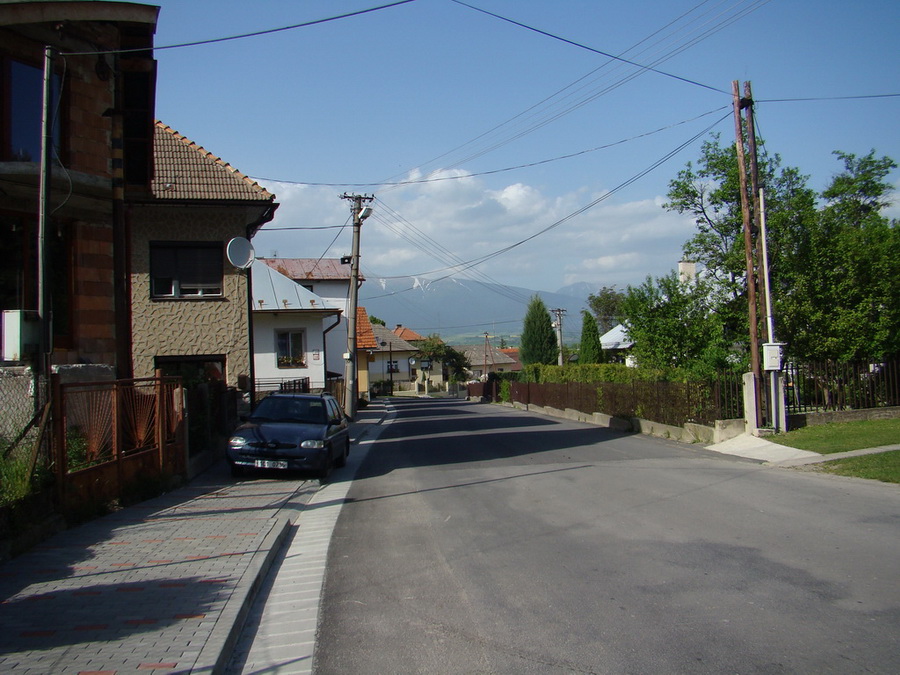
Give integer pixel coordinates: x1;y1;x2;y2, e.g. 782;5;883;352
520;296;558;365
579;310;603;364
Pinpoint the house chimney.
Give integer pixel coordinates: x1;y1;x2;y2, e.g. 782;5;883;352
678;260;696;283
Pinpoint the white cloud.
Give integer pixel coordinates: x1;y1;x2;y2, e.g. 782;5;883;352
251;174;701;293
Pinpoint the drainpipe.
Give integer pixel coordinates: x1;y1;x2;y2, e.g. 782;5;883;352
245;203;277;407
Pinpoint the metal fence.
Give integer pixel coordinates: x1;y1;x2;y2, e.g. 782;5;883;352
53;375;186;513
474;374;744;428
784;359;900;415
0;370;51;495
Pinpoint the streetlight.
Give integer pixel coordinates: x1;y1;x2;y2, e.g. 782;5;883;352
380;340;393;395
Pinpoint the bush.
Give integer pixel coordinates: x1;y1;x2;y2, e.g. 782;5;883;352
0;451;31;506
516;363;699;385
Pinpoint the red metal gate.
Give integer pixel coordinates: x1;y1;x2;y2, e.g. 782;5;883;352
52;374;186;513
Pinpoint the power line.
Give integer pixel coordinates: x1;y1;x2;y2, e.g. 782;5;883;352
60;0;417;55
378;0;768;189
449;0;728;95
372;111;731;283
758;93;900;103
248;107;728;188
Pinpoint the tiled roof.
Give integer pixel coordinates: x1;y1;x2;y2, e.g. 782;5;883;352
454;344;517;367
371;324;417;352
152;121;275;202
259;258;358;281
392;325;425;341
356;307;379;350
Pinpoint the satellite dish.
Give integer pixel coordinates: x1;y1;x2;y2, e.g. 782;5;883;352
226;237;255;269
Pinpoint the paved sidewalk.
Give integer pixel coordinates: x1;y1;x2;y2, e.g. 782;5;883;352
0;401;386;675
706;434;900;466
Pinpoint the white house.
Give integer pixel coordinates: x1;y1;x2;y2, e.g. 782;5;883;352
251;260;341;393
257;258;355;380
600;323;636;366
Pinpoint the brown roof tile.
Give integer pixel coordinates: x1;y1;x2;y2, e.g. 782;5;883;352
356;307;379;350
152;121;275;202
392;325;425;341
259;258;358;281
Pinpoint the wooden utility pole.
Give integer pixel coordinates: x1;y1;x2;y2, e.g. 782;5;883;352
743;81;769;345
732;80;762;427
341;193;374;418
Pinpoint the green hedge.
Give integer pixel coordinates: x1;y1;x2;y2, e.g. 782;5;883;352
512;363;699;385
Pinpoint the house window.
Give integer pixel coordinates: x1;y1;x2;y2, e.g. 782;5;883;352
387;360;399;373
276;330;306;368
1;55;62;162
150;243;223;298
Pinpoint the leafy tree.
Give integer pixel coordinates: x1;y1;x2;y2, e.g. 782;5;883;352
578;310;603;364
415;334;470;381
587;286;625;335
369;315;386;326
619;271;733;377
520;296;558;365
779;151;899;360
664;134;818;355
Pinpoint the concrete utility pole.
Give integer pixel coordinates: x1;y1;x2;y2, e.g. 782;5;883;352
551;308;566;366
37;46;55;409
341;193;373;419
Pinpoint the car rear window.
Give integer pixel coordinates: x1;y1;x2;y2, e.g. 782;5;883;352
252;397;327;424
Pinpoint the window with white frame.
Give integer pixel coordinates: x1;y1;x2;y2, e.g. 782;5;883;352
150;243;223;298
276;330;306;368
387;360;399;373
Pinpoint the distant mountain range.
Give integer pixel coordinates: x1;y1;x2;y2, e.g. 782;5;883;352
358;276;597;345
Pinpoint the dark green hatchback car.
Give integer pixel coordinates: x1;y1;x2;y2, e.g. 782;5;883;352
227;393;350;479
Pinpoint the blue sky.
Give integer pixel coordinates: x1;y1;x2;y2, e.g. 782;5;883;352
152;0;899;298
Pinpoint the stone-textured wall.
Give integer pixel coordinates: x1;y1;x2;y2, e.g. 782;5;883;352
130;206;254;388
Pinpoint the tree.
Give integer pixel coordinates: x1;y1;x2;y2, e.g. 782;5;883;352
369;315;386;326
664;134;818;356
779;151;899;360
579;310;603;364
415;334;470;381
619;272;733;376
520;296;558;365
587;286;625;335
665;137;898;363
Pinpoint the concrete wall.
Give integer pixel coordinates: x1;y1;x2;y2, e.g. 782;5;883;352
129;205;254;388
506;401;745;445
789;406;900;429
253;312;328;389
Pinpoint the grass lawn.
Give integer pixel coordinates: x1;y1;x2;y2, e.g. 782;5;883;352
771;418;900;454
772;418;900;484
814;450;900;484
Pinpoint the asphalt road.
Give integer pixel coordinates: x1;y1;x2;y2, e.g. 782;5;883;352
315;398;900;674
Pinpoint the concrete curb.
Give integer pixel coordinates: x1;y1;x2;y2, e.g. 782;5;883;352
196;516;292;674
770;443;900;467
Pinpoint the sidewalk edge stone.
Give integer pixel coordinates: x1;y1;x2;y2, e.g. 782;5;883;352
194;516;292;674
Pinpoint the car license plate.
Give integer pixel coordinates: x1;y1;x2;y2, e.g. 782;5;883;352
255;459;288;469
